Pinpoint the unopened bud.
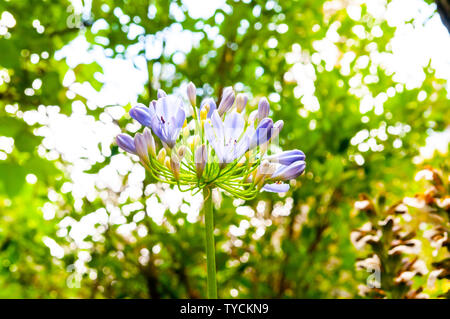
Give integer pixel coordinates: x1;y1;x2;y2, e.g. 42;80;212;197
165;157;171;170
200;104;209;120
134;133;150;162
257;97;270;122
189;135;201;151
187;82;196;106
195;144;207;179
248;110;258;127
177;145;187;159
218;86;235;116
157;148;166;165
170;152;180;180
157;89;167;99
235;93;248;113
271;120;284;141
143;127;156;157
183;126;190;139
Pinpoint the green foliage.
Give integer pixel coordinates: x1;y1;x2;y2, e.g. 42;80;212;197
0;0;448;298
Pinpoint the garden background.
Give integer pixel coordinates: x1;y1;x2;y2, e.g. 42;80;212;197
0;0;449;298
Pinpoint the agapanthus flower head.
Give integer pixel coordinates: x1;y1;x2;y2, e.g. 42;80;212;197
116;84;306;199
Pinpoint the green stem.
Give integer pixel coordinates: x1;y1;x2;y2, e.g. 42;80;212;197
203;187;218;299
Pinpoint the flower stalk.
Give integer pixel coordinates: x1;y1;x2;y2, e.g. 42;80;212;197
203;187;217;299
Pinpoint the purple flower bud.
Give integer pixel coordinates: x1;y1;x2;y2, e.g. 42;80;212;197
218;86;235;116
134;133;148;161
157;89;167;99
129;104;151;127
187;82;196;106
257;97;270;122
272;160;306;181
265;149;305;165
200;98;217;118
170;151;180;180
143;127;156;156
195;144;207;179
116;133;137;154
249;118;273;150
271;120;284;141
235;93;248;113
261;183;290;193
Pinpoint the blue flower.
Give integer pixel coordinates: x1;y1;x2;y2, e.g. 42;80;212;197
129;96;186;148
204;110;249;166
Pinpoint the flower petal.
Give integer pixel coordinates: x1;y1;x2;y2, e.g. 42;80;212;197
261;183;290;193
204;121;225;163
167;107;186;147
211;110;225;144
155;95;181;123
249;118;273;150
129;104;152;127
224;111;245;143
234;126;254;160
157;89;167;99
272;160;306;180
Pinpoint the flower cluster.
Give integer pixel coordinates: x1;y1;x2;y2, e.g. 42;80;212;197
116;83;305;200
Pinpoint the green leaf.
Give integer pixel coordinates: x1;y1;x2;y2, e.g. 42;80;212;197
0;163;27;197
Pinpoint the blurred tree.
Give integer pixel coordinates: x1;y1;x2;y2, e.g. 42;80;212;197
0;0;448;298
